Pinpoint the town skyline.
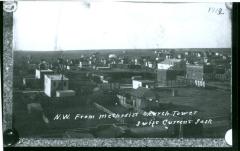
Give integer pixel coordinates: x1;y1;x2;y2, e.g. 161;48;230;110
12;48;231;138
13;48;232;52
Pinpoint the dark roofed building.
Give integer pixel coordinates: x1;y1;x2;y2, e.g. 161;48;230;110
156;59;186;87
186;64;214;81
98;76;120;90
117;87;157;110
157;69;185;87
186;64;214;87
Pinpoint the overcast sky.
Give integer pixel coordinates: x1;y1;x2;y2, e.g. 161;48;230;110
13;2;232;51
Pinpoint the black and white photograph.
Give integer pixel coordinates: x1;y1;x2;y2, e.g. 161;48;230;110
2;1;235;147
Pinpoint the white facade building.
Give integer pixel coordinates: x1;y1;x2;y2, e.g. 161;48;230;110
56;90;76;97
35;69;54;79
44;74;69;97
157;64;172;70
132;79;155;89
157;59;184;70
132;80;142;89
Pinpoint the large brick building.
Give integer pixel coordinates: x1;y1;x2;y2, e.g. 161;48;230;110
156;59;186;87
157;69;185;87
186;65;214;87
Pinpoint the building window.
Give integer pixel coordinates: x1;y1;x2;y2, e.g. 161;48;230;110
53;81;56;87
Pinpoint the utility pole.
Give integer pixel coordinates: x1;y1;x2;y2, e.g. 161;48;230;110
57;51;65;90
55;4;64;91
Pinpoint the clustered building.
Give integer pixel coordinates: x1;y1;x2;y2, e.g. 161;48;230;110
23;49;231;101
23;59;75;98
18;49;231;137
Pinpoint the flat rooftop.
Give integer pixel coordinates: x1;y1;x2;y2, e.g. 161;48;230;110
45;74;68;80
56;90;75;93
186;64;204;68
133;79;155;83
36;69;53;72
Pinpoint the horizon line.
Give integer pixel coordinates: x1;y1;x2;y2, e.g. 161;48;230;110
14;48;232;52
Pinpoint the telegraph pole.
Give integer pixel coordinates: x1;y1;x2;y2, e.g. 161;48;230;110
57;51;65;90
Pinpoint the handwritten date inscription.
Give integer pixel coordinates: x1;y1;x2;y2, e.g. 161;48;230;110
208;7;224;15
